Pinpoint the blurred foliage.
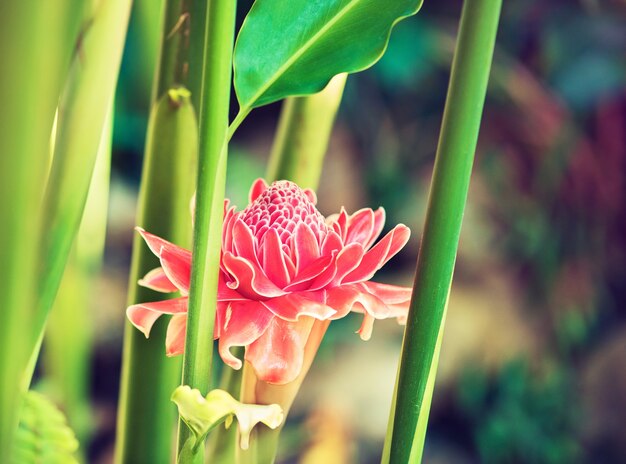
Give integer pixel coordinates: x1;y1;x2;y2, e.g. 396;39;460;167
13;391;80;464
457;360;581;464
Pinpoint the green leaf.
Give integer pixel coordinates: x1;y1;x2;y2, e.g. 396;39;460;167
233;0;423;111
13;391;80;464
172;386;284;451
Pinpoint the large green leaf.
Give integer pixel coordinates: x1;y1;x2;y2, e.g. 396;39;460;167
233;0;423;112
13;391;79;464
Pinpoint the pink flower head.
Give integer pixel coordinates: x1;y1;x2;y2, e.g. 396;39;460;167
128;179;411;385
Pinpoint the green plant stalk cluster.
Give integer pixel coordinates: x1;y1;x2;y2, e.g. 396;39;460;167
383;0;502;462
177;0;238;462
35;0;132;350
0;0;88;456
44;107;112;449
115;1;198;462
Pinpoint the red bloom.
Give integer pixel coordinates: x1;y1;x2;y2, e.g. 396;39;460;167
128;179;411;385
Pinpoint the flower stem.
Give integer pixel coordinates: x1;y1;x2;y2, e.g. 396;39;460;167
382;0;502;462
176;0;237;461
266;74;347;189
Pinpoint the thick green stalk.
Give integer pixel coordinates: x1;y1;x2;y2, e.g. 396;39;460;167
383;1;502;462
115;2;197;463
266;74;347;189
35;0;132;351
0;1;85;456
176;0;237;461
43;108;112;449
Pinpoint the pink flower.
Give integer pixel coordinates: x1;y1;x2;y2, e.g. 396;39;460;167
127;179;411;385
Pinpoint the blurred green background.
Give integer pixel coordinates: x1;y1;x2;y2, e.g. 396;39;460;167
59;0;626;462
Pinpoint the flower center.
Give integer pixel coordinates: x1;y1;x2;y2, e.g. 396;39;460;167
240;180;329;247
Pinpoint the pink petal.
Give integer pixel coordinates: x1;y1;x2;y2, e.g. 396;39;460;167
321;230;343;255
245;317;315;385
223;252;286;299
344;208;375;246
222;206;238;254
138;267;178;293
284;254;334;292
327;243;366;287
329;208;348;241
218;274;249;301
232;219;260;266
261;228;290;288
127;297;188;337
165;314;187;356
341;225;410;284
249;178;269;202
325;285;395;320
367;208;386;249
261;292;335;322
360;281;412;305
303;188;317;204
357;313;376;341
159;246;192;294
218;301;274;370
293;223;320;274
136;228;192;263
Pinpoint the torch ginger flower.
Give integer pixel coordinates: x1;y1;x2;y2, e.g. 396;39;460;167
127;179;411;385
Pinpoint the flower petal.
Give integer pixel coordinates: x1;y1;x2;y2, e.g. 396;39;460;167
159;246;192;294
136;227;192;263
245;317;315;385
249;178;269;202
360;281;412;305
284;254;334;292
219;301;274;370
166;314;187;356
303;188;317;204
293;222;320;273
223;252;286;299
327;242;366;287
261;228;290;288
261;292;335;322
138;267;178;293
232;219;260;266
368;208;386;249
341;224;410;284
127;297;188;338
344;208;375;246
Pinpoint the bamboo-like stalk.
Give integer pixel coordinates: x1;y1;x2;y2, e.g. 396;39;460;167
176;0;238;461
43;107;112;449
382;1;502;462
266;74;347;189
115;3;198;462
34;0;132;354
0;1;85;455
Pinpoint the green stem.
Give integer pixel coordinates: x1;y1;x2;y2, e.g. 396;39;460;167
176;0;237;462
35;0;132;354
0;1;86;455
266;74;347;189
383;0;502;462
115;2;197;462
